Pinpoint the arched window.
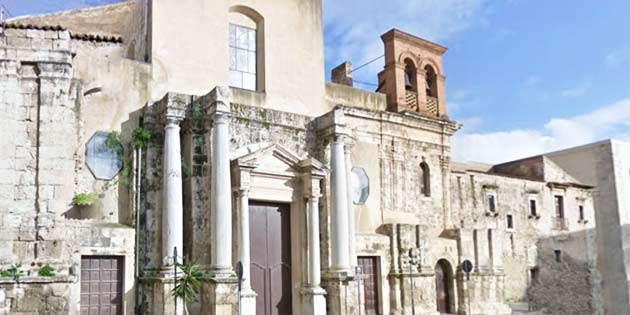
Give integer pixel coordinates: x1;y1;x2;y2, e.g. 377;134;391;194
424;65;437;98
420;162;431;197
435;259;454;314
404;59;417;91
229;7;264;91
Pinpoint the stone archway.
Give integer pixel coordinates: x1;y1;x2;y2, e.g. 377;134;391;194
435;259;455;314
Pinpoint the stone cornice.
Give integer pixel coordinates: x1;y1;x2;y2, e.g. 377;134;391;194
381;28;448;55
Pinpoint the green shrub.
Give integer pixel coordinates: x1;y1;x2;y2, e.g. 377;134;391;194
1;264;24;282
73;192;98;206
38;264;55;277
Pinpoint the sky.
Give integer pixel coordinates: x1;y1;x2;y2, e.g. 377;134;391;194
3;0;630;164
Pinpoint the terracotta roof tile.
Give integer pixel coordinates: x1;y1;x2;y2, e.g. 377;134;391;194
1;22;123;43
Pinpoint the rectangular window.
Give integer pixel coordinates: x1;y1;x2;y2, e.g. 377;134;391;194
529;199;537;216
229;24;257;91
488;195;496;212
507;214;514;229
579;205;585;221
554;196;565;218
554;250;562;263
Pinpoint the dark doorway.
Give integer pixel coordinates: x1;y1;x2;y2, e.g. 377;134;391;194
80;256;124;315
250;201;292;315
435;259;454;314
358;256;380;315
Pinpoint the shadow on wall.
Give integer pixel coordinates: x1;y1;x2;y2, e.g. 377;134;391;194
528;228;599;315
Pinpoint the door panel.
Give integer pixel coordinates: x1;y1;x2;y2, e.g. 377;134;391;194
80;256;123;315
249;201;292;315
358;256;380;315
435;261;453;314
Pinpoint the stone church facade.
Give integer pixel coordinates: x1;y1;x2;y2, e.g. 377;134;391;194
0;1;602;315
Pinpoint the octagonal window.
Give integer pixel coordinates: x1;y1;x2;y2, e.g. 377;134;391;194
86;131;123;180
351;167;370;205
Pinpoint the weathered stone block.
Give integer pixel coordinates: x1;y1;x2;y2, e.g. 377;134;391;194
4;29;27;38
30;39;53;51
6;37;31;49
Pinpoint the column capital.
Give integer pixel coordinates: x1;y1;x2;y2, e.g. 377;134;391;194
158;92;189;125
206;86;231;116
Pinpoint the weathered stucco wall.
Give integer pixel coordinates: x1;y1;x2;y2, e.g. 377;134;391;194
149;0;327;116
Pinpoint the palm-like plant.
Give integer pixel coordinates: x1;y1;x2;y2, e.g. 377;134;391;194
172;262;204;315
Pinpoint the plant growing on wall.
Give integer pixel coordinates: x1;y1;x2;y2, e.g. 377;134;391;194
172;262;205;315
73;192;98;206
132;127;153;149
482;183;499;190
1;264;24;282
38;264;55;277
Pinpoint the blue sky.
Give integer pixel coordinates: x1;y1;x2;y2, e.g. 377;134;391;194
4;0;630;163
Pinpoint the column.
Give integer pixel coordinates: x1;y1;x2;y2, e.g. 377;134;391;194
307;194;323;288
210;99;233;276
302;163;327;315
162;115;184;266
237;187;256;314
330;136;351;273
201;87;238;315
345;139;358;268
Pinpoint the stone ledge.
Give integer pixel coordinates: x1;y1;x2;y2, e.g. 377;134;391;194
0;275;76;284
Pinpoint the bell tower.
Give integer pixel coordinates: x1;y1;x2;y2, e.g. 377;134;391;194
377;29;448;118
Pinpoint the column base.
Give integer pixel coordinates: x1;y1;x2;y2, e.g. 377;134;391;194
322;277;359;315
302;287;327;315
201;276;239;315
152;277;183;315
240;288;257;315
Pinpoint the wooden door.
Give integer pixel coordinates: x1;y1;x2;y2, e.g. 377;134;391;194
80;256;123;315
250;202;292;315
435;260;453;314
358;256;380;315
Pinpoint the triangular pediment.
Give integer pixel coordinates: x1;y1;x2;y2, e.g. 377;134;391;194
231;143;325;176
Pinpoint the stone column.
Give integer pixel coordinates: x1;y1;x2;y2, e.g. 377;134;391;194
155;93;188;315
345;138;358;268
330;135;351;273
162;116;185;266
202;87;238;315
209;88;233;277
237;185;256;314
300;159;327;315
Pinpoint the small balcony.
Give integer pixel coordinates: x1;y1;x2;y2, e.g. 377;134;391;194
553;217;568;231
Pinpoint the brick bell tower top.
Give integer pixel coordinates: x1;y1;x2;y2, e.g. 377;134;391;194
377;29;448;118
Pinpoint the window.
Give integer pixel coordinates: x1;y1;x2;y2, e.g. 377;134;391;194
420;162;431;197
554;196;565;218
350;167;370;205
506;214;514;230
529;199;537;217
229;23;257;90
424;65;438;98
554;250;562;263
86;131;123;180
404;59;417;91
578;205;585;221
488;194;497;213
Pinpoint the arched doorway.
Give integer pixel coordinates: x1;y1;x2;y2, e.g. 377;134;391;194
435;259;455;314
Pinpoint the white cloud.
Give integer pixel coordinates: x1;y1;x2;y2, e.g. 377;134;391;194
452;98;630;164
323;0;490;82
